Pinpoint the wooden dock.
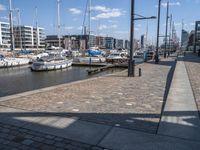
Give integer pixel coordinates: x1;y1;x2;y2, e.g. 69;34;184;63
72;62;107;67
72;62;128;74
87;64;115;74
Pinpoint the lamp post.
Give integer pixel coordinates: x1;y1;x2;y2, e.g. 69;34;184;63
155;0;161;63
168;14;172;56
164;1;169;58
128;0;135;77
194;21;198;53
128;0;156;77
9;0;15;51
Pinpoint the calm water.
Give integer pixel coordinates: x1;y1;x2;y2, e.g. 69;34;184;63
0;65;124;97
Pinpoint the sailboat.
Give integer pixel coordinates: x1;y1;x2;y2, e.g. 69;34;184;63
78;0;106;64
0;0;30;68
31;0;73;71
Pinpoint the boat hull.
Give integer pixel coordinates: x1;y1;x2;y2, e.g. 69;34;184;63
106;58;128;63
31;59;73;71
0;58;30;68
78;57;106;64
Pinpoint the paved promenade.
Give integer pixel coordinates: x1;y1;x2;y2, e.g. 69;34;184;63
0;56;200;149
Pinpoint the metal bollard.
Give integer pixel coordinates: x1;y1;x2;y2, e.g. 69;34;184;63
139;68;142;77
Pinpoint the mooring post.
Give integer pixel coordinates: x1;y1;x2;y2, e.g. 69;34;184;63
139;68;142;77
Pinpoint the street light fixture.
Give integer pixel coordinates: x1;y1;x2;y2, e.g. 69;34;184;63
134;16;156;21
164;1;169;58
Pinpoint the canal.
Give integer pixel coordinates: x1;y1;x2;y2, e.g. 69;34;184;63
0;65;124;97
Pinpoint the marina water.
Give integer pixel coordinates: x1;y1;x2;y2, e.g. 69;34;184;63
0;66;123;97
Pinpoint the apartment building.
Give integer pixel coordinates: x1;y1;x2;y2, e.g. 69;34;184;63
14;25;45;49
0;22;10;49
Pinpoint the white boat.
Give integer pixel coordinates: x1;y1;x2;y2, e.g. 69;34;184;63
133;51;144;63
31;52;49;62
106;51;128;63
31;57;73;71
78;56;106;64
0;57;30;68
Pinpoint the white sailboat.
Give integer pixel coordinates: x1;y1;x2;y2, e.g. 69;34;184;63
0;54;30;68
0;0;30;68
78;0;106;64
31;56;73;71
31;0;73;71
106;51;128;63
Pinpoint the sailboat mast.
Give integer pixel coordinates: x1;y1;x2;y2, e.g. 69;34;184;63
88;0;91;36
57;0;61;48
146;21;148;48
9;0;15;51
35;7;39;51
87;0;91;49
17;9;22;50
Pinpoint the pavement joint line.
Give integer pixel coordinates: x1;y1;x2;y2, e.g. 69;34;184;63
96;126;115;146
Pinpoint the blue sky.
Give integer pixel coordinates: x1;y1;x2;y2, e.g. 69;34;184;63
0;0;200;43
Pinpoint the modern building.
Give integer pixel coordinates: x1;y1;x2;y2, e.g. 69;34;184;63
62;34;96;50
141;35;145;49
124;40;130;50
88;35;96;48
181;29;189;48
114;39;124;49
96;36;105;49
45;35;64;48
14;25;45;50
194;21;200;52
64;35;81;50
0;22;10;49
105;37;115;49
187;30;195;51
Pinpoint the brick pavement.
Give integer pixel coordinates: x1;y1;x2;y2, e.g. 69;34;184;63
0;58;177;149
0;122;107;150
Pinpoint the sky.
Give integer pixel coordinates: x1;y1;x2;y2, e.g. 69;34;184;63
0;0;200;43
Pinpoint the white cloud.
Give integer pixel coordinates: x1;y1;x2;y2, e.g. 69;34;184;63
115;31;129;34
108;20;118;23
0;4;6;11
91;6;110;12
0;16;9;21
155;2;181;8
77;26;82;30
64;26;74;30
174;22;182;26
135;27;140;31
91;5;124;20
69;8;82;15
98;24;118;30
190;23;195;26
